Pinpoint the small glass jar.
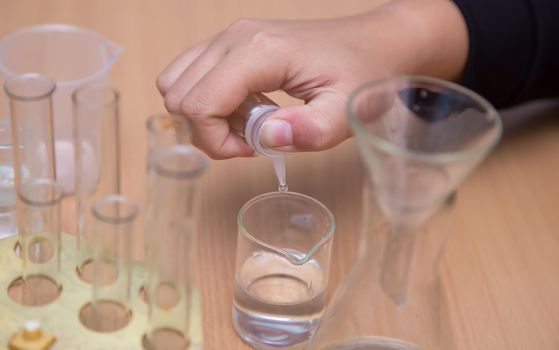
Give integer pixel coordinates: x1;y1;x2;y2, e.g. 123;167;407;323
231;93;287;191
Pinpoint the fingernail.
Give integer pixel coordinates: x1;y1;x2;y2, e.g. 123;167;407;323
260;119;293;148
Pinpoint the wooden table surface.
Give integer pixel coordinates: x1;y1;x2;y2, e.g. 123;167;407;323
2;1;559;349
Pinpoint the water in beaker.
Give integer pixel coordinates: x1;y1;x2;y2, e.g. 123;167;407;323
234;251;327;347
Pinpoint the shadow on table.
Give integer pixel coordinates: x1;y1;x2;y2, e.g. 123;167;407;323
500;98;559;136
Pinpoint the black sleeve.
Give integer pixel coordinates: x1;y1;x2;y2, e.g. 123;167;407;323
453;0;559;108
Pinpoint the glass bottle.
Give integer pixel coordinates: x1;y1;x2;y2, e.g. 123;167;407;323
307;76;503;349
230;93;287;191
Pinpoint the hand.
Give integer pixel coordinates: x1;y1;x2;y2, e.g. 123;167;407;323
157;0;467;159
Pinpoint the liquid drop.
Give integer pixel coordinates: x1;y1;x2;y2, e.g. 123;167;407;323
272;156;288;192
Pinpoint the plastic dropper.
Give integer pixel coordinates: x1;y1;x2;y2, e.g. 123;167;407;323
229;93;288;192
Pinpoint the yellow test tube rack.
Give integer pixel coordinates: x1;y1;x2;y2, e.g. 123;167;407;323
0;233;203;349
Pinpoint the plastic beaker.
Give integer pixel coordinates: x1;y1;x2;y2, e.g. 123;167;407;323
0;24;122;192
233;191;335;349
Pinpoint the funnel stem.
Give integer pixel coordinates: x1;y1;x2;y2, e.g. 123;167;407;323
380;223;416;305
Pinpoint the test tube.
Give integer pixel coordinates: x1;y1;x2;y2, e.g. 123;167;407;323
15;179;64;306
73;85;121;281
146;113;191;168
143;113;191;295
5;74;57;187
79;194;138;332
144;145;207;349
4;74;61;306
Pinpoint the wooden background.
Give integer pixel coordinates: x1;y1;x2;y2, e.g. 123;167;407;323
1;1;559;349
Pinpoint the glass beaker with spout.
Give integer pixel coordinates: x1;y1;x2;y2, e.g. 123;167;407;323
233;191;335;349
307;76;503;349
0;24;122;193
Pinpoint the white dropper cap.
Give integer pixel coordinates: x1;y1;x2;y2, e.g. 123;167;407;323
244;104;281;158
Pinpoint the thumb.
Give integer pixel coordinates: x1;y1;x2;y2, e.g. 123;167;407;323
259;92;351;152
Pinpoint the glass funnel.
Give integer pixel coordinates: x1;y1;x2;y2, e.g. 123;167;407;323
307;76;502;349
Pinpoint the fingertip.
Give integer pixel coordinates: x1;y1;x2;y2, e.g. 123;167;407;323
156;74;171;96
163;92;181;114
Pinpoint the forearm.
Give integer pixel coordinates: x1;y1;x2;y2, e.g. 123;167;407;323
455;0;559;107
355;0;468;81
367;0;559;108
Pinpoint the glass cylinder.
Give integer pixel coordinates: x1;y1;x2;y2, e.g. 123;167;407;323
4;73;57;187
73;85;121;281
146;112;191;168
79;194;138;332
233;191;335;349
0;117;16;237
144;145;207;350
12;179;63;306
4;74;62;306
143;113;192;296
307;76;503;349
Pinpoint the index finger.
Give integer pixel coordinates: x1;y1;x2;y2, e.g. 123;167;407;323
156;36;215;95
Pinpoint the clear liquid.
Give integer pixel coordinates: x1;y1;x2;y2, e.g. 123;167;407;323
233;252;326;348
324;337;419;350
